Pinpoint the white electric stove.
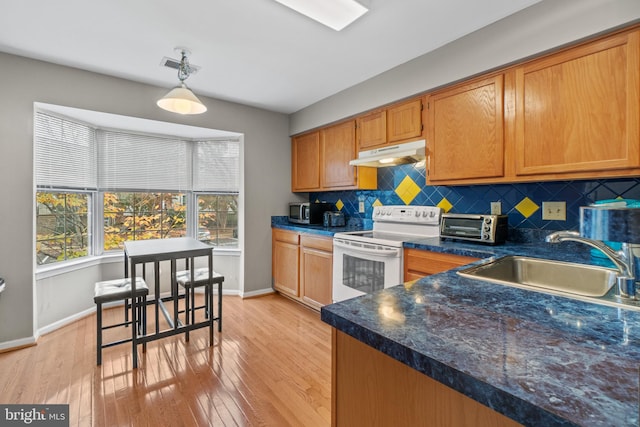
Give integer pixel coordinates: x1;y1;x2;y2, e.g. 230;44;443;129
332;205;442;302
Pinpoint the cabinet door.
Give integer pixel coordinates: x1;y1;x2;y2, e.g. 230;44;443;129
292;131;321;191
357;110;387;150
427;75;504;182
387;98;423;143
272;230;299;297
300;235;333;309
404;248;479;281
321;121;357;189
515;31;640;176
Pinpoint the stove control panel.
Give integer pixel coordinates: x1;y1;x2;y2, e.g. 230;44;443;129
373;205;441;225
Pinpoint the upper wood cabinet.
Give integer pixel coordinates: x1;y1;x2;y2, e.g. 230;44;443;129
321;121;358;189
291;131;321;191
292;121;377;192
356;109;386;150
427;75;505;183
356;98;423;150
514;30;640;177
387;98;423;143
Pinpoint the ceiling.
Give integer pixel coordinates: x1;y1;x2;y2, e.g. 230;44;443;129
1;0;541;115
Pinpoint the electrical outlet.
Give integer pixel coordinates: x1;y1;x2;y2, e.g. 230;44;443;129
359;201;365;213
490;201;502;215
542;201;566;221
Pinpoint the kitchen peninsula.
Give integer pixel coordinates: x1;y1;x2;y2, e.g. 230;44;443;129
321;245;640;426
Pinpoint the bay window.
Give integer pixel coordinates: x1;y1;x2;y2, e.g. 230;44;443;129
34;110;241;266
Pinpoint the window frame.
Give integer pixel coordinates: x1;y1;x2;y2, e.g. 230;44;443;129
35;109;242;269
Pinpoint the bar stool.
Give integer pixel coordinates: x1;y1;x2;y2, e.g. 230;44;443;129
175;267;224;342
94;277;149;366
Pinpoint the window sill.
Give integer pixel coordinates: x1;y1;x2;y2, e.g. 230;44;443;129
36;248;240;280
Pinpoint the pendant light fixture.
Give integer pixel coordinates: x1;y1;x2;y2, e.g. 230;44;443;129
157;49;207;115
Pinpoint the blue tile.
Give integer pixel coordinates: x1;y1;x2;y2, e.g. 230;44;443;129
312;171;640;236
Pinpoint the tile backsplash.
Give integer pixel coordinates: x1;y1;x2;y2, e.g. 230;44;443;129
311;164;640;237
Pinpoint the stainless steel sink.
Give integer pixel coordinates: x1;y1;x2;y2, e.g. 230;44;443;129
458;256;618;297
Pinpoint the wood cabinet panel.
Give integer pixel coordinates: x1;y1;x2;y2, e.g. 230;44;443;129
291;132;320;191
321;121;357;189
356;110;387;150
427;75;505;182
300;235;333;309
387;98;423;143
272;229;300;297
515;30;640;176
404;248;479;281
333;329;522;427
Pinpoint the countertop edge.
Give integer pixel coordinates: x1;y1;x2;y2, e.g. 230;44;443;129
320;307;578;427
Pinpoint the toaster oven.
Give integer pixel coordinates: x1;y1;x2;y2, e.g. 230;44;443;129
440;213;508;244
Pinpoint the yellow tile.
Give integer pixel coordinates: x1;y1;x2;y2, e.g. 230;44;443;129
335;199;344;211
395;176;420;205
437;197;453;213
515;197;539;218
372;199;383;207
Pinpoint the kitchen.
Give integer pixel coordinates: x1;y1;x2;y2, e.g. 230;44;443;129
1;0;640;426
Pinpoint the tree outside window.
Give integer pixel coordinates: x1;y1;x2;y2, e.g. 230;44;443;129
198;194;238;247
104;192;187;251
36;192;89;265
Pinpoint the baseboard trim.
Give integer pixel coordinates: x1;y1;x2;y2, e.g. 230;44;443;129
1;287;246;351
241;288;275;298
0;336;37;353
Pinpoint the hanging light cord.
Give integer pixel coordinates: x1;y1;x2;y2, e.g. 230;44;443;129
177;50;193;84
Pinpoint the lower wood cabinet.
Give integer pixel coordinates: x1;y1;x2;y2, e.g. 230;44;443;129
272;228;300;298
300;234;333;309
332;329;522;427
404;248;480;281
272;229;333;311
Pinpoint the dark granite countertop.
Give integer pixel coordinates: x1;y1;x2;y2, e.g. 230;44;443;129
271;215;370;237
321;240;640;426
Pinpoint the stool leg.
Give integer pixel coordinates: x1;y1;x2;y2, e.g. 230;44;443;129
217;281;222;333
185;284;191;342
124;298;129;327
96;302;102;366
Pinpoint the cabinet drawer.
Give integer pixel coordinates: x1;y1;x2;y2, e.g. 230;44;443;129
300;234;333;252
273;228;300;245
404;248;479;279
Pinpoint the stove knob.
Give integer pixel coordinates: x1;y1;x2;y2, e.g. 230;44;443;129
429;211;436;217
415;210;420;217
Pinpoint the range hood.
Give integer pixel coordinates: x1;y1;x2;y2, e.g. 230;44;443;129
349;139;425;168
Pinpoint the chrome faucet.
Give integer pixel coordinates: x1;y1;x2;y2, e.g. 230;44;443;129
545;230;637;299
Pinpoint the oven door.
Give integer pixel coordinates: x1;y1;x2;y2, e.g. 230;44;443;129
332;237;403;302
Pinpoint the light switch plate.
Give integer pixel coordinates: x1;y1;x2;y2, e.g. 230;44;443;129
490;201;502;215
542;201;566;221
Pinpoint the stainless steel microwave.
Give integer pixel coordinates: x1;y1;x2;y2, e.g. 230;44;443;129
289;202;333;225
440;213;508;244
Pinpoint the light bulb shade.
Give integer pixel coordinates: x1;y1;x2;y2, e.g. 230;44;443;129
157;84;207;115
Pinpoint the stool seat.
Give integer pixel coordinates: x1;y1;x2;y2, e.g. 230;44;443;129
94;277;149;303
176;268;224;288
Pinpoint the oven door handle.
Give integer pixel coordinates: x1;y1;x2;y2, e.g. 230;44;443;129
333;240;401;257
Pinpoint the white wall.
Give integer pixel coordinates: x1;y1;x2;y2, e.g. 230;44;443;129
0;53;292;347
290;0;640;134
35;253;241;332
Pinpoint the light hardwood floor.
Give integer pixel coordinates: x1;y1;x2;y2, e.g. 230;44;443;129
0;294;332;426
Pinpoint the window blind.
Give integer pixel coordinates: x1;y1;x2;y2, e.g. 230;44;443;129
34;112;97;189
193;140;240;193
97;130;191;192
